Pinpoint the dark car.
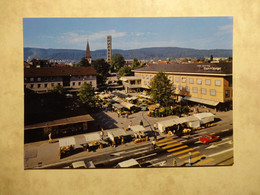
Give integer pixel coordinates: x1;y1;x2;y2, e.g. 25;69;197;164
199;134;220;144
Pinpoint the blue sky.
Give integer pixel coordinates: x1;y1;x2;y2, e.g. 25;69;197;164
23;17;233;50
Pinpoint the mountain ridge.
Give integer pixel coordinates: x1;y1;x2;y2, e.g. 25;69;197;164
24;47;232;62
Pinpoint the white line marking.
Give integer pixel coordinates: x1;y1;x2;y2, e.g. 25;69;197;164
152;161;166;166
213;141;232;147
109;156;123;161
193;146;200;149
134;150;148;155
208;148;233;157
221;129;230;132
167;154;173;157
124;147;150;154
136;153;157;160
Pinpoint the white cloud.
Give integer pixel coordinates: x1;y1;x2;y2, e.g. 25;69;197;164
58;30;127;45
214;24;233;36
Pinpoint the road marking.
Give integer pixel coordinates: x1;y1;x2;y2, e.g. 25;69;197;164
196;158;215;165
111;151;126;156
135;153;157;160
172;148;194;156
222;137;230;141
157;140;177;146
152;161;166;166
162;142;182;150
124;147;150;154
221;129;230;132
109;156;123;161
167;145;188;152
208;148;233;157
178;151;200;159
185;155;206;163
206;145;219;149
156;138;174;144
134;150;148;155
193;146;200;149
212;140;232;147
167;154;173;157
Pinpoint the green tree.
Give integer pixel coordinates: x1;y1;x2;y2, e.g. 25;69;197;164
78;83;97;110
149;71;174;107
111;53;125;72
75;57;90;67
51;84;67;95
118;66;133;77
132;57;141;69
92;58;110;85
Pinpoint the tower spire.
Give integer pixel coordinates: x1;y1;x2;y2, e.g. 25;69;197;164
85;41;92;64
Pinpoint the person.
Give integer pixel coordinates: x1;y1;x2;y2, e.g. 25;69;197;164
48;132;52;143
140;120;143;126
100;128;104;140
152;139;156;150
125;113;128;119
129;120;132;126
117;111;120;118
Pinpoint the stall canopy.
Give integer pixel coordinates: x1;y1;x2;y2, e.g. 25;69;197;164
112;97;123;103
107;128;128;141
59;137;76;147
113;103;124;109
83;132;101;143
130;125;146;133
183;96;219;106
193;112;215;124
120;102;135;110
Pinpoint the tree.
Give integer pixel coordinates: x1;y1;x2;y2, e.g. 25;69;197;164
91;58;110;85
118;66;133;77
132;57;141;69
149;71;174;107
75;57;90;67
78;83;97;110
210;55;214;61
111;53;125;72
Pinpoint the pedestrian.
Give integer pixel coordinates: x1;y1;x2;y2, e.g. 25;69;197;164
125;113;128;119
117;112;120;118
48;132;52;143
140;120;143;126
100;128;104;140
152;139;156;150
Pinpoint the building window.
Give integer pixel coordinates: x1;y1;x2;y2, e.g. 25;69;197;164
144;81;147;85
210;89;216;96
175;77;179;82
30;78;34;82
38;84;41;88
51;83;54;87
192;87;198;93
44;84;48;88
78;82;81;86
196;78;202;85
58;83;61;86
30;84;34;88
169;76;172;81
142;75;145;79
179;85;182;91
146;75;149;79
189;78;194;84
37;77;41;82
172;85;176;90
24;78;27;82
90;81;92;85
215;79;221;86
44;77;48;81
201;88;207;94
72;82;75;86
182;77;186;83
205;79;211;85
225;90;230;98
147;81;150;86
150;75;153;79
185;86;190;92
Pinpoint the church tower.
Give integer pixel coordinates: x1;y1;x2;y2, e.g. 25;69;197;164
85;41;92;64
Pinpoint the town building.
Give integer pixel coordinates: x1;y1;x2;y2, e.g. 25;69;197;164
120;62;232;110
107;35;112;64
24;66;97;93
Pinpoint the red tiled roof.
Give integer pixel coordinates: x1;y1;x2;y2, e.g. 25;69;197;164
24;66;97;77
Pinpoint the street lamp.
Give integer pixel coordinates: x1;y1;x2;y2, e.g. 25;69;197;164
189;152;192;166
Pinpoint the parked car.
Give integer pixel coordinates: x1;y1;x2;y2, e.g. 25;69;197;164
199;134;220;144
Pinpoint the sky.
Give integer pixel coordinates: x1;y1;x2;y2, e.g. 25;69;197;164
23;17;233;51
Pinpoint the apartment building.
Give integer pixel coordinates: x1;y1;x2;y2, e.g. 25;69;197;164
121;62;232;109
24;66;97;93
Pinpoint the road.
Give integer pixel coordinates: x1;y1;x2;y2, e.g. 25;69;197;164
42;127;233;169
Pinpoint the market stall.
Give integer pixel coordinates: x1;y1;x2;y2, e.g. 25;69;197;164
58;137;76;158
193;112;215;125
130;125;149;143
82;132;102;151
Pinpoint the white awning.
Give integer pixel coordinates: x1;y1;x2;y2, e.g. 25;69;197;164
130;125;146;133
59;137;76;147
120;102;135;110
83;133;101;143
193;112;215;124
183;96;219;106
113;103;124;109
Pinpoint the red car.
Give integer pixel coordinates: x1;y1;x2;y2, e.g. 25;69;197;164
199;134;220;144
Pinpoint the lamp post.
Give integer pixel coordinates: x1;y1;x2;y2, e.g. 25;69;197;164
189;152;192;166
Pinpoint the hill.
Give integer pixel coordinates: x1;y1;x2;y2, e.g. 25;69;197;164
24;47;232;62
